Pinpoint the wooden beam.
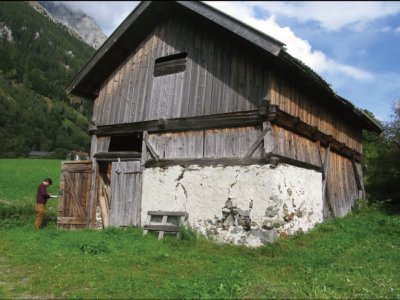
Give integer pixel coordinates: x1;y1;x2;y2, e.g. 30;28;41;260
143;224;180;232
145;157;267;168
320;144;335;217
94;151;141;160
93;111;264;136
145;155;321;171
265;153;321;172
243;122;271;160
148;211;188;217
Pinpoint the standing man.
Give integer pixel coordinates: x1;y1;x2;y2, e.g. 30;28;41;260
34;178;53;229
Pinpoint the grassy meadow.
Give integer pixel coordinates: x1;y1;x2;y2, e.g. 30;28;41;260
0;159;399;299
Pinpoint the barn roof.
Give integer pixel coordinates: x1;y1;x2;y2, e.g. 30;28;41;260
66;1;382;133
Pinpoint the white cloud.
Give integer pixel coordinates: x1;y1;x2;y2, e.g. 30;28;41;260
205;1;373;81
249;1;400;31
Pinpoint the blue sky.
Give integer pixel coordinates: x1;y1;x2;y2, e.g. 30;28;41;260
61;1;400;122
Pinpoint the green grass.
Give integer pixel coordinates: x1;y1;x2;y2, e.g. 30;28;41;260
0;159;61;204
0;159;399;299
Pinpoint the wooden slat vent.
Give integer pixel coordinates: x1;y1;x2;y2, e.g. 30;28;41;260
154;52;187;77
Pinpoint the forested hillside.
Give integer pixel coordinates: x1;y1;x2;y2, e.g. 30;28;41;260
0;1;95;158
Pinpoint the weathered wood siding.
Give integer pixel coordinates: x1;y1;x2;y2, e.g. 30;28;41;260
92;15;269;127
147;126;263;160
270;74;362;153
57;161;93;229
325;151;360;217
109;161;142;227
268;125;321;167
90;136;111;158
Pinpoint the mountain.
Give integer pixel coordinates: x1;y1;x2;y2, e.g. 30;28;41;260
34;1;107;50
0;1;96;157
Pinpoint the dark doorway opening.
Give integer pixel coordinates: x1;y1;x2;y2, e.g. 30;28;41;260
108;132;143;152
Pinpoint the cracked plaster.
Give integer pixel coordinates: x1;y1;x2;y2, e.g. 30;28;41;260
141;163;323;247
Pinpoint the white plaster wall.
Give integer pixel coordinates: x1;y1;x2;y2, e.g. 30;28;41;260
141;163;323;246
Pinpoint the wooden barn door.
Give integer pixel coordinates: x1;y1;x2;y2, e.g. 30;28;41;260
57;161;92;229
109;161;142;227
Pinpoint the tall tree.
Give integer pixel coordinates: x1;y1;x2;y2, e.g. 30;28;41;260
363;101;400;202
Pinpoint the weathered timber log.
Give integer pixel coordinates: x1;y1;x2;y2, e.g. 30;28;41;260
94;151;141;162
93;111;266;135
145;155;321;171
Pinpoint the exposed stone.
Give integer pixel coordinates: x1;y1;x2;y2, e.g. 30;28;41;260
284;213;295;222
225;199;234;209
295;210;306;218
287;188;293;196
262;219;274;230
262;218;286;230
232;208;249;216
231;226;243;234
270;195;281;205
265;206;279;218
223;214;235;227
238;216;251;231
222;207;231;214
252;228;279;244
206;228;218;235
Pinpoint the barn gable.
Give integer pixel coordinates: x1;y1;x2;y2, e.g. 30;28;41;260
61;1;382;246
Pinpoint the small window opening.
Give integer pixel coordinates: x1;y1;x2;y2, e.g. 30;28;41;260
154;52;187;77
108;132;143;152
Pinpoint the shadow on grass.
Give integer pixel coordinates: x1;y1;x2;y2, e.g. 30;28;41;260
378;198;400;215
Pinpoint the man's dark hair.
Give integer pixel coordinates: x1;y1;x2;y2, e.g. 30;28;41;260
44;178;53;185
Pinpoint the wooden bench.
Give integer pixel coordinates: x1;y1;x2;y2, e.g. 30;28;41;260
143;211;189;240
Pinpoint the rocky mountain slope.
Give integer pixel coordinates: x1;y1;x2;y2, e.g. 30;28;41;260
34;1;107;49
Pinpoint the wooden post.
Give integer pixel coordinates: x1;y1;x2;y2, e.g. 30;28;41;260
320;143;335;217
351;155;366;200
89;160;98;228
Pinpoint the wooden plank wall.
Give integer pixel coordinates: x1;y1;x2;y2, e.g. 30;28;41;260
269;75;362;153
147;126;263;159
90;136;111;158
325;150;359;217
91;15;269;127
269;125;321;167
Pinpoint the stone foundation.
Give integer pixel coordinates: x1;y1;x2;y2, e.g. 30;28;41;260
141;163;323;247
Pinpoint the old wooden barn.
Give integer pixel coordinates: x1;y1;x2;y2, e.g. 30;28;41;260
59;1;382;246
